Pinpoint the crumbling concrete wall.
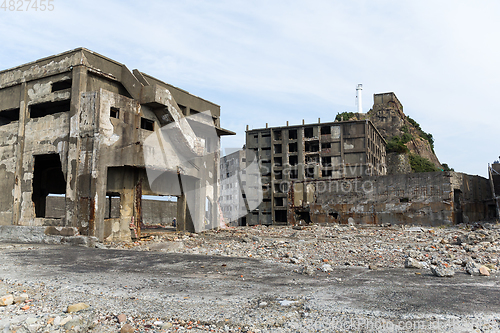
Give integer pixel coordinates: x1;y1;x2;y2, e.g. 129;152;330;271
289;171;493;226
386;152;411;175
0;48;230;241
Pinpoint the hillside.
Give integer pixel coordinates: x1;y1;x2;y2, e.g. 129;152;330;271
336;92;443;173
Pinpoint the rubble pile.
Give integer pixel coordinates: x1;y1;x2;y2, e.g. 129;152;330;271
110;223;500;276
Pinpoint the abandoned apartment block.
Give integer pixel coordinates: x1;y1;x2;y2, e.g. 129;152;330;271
0;48;233;241
240;93;496;226
244;120;386;225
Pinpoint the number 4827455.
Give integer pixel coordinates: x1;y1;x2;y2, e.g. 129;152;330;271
1;0;55;11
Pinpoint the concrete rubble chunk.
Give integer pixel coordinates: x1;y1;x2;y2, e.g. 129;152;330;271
121;323;135;333
404;257;425;269
67;302;90;313
321;264;333;272
465;261;482;276
13;293;28;304
431;263;455;277
0;294;14;306
44;226;79;237
479;265;490;276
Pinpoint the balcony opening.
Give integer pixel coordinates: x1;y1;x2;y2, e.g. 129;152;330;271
289;129;297;140
51;79;72;92
304;127;314;138
289;155;298;166
289;142;298;153
141;117;154;131
32;154;66;218
322;156;332;167
321;126;331;135
275;210;287;223
0;108;20;125
30;100;71;119
305;140;319;152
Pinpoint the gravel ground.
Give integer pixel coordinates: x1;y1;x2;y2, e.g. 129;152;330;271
0;222;499;332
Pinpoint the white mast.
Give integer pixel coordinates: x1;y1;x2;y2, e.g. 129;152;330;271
356;84;363;113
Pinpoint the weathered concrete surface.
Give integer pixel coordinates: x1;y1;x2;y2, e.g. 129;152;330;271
0;243;499;332
0;48;232;241
367;92;441;169
0;225;100;247
290;171;493;226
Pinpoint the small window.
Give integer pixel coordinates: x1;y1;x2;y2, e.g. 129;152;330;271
321;126;331;135
322;169;332;177
289;155;298;166
289;169;299;179
178;104;187;115
51;79;72;92
289;129;297;140
273;130;282;140
274;144;282;154
140;117;154;131
304;127;314;138
110;107;120;119
322;156;332;167
0;108;20;125
306;167;315;178
289;142;298;153
321;143;331;149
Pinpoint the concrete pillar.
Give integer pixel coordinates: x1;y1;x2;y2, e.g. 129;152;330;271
65;65;88;227
12;82;28;225
177;193;187;231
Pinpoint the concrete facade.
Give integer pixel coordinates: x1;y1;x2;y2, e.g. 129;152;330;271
245;120;386;225
289;171;495;226
0;48;233;241
220;149;247;226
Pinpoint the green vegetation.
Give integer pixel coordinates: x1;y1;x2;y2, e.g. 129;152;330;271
409;154;439;173
386;136;409;154
400;132;413;144
406;116;434;151
441;163;454;172
335;112;355;122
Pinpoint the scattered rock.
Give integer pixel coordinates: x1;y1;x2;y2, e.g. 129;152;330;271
162;322;173;329
0;294;14;306
466;261;481;276
404;257;424;269
121;323;135;333
321;264;333;272
431;263;455;277
479;265;490;276
67;302;90;313
13;293;29;304
117;314;127;323
301;266;315;275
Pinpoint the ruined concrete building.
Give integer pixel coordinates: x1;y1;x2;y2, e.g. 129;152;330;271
0;48;234;241
241;93;496;226
290;171;495;226
219;149;247;226
245;120;386;225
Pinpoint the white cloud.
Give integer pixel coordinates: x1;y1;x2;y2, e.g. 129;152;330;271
0;0;498;176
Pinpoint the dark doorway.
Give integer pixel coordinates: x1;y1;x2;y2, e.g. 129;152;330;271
454;189;463;224
32;154;66;217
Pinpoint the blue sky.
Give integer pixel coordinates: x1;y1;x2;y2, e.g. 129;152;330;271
1;0;499;177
